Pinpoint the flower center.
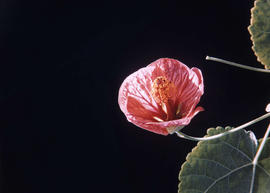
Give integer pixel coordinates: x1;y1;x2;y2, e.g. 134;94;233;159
151;76;173;104
151;76;176;121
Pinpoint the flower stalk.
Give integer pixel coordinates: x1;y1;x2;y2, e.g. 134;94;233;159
174;112;270;141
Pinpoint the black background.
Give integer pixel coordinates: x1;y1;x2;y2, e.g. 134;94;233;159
0;0;269;193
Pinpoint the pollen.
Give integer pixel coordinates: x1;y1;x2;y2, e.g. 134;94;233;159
151;76;174;104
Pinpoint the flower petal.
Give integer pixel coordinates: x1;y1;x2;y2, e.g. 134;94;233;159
177;67;204;116
141;106;204;135
118;64;164;121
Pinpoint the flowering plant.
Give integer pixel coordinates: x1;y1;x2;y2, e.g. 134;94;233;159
118;1;270;192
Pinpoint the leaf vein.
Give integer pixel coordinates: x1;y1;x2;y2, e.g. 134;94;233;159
192;157;231;171
221;141;252;162
203;163;252;193
257;164;270;177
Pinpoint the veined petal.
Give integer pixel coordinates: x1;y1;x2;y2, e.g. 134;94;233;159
118;65;163;120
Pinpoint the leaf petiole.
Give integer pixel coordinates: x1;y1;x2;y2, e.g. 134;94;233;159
206;56;270;73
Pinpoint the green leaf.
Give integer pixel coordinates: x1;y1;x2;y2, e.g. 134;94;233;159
178;126;270;193
248;0;270;69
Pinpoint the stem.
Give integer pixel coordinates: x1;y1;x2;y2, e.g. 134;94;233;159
249;164;256;193
206;56;270;73
249;124;270;193
174;112;270;141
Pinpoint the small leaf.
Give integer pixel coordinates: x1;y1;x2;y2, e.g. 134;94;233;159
178;126;270;193
248;0;270;69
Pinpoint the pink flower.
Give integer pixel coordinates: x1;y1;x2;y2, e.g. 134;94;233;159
118;58;204;135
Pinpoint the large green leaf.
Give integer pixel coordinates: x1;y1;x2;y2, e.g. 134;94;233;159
248;0;270;69
178;126;270;193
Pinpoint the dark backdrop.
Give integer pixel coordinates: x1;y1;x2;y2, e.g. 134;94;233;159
0;0;269;193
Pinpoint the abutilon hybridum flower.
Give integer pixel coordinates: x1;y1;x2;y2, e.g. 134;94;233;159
118;58;204;135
